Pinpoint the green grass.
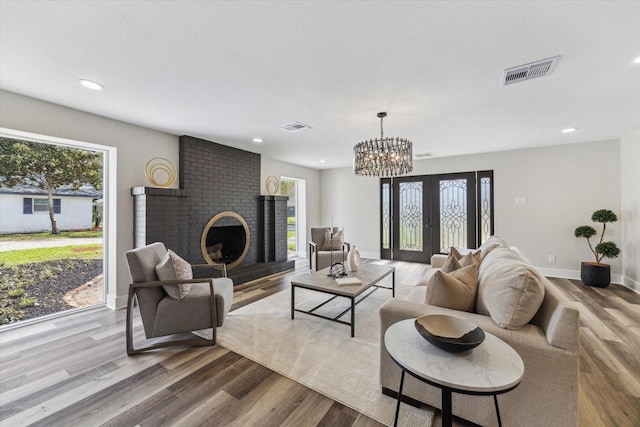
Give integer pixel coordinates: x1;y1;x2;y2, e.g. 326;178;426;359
0;229;102;242
0;245;103;266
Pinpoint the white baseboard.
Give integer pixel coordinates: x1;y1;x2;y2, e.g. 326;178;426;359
621;276;640;294
106;293;128;310
361;251;381;260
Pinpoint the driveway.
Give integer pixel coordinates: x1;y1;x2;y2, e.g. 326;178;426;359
0;238;103;252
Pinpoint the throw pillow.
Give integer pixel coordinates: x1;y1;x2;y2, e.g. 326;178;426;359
155;249;193;300
440;254;462;273
425;264;479;312
478;236;508;259
476;247;545;329
322;228;344;250
459;252;481;267
449;247;482;266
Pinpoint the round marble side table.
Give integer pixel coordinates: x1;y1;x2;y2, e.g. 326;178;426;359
384;318;524;427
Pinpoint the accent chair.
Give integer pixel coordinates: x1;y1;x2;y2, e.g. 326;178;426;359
125;242;233;355
308;227;350;271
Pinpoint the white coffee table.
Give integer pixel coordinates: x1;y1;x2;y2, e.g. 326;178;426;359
384;318;524;427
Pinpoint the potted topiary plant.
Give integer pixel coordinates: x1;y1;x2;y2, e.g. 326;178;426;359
574;209;620;287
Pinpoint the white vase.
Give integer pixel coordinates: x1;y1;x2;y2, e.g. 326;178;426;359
347;245;361;272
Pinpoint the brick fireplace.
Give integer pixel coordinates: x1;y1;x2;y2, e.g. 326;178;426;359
132;135;294;284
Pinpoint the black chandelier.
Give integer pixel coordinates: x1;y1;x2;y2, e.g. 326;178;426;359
353;112;413;177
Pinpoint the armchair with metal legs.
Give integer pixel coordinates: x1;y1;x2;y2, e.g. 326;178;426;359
125;242;233;355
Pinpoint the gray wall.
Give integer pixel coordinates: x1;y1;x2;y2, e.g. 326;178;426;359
321;140;627;282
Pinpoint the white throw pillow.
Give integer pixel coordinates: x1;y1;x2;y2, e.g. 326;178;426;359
155;249;193;300
476;247;545;329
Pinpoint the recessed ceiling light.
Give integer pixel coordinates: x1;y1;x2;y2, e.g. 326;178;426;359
78;79;103;90
562;127;577;133
634;56;640;64
319;159;326;164
252;138;263;143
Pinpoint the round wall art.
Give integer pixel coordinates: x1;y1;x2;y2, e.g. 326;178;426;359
266;176;280;195
145;157;177;187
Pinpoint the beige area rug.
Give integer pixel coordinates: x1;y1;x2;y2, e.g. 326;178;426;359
214;270;435;426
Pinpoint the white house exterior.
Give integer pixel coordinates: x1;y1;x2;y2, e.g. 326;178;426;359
0;183;101;234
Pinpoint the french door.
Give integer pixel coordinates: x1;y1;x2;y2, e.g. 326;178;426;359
381;171;493;263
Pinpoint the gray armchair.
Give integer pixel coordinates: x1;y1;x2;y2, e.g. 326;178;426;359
125;242;233;355
308;227;350;271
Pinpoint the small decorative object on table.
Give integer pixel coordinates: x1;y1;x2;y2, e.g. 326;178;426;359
335;277;362;286
414;314;485;353
346;245;361;272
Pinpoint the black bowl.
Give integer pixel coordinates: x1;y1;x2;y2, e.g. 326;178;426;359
415;315;485;353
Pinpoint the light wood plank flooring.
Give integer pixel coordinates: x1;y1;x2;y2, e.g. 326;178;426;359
1;261;639;426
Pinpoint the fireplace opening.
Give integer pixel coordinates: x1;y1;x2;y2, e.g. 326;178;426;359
200;211;250;270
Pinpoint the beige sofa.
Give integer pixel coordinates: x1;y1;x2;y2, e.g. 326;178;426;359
379;241;580;426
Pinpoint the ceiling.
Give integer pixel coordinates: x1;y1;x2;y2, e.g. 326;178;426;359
1;1;639;170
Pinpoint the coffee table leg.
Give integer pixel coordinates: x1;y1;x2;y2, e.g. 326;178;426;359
394;369;406;427
291;285;295;319
351;296;355;337
442;388;453;427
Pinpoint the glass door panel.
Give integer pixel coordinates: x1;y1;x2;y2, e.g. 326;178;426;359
380;179;391;259
431;172;476;253
392;177;431;262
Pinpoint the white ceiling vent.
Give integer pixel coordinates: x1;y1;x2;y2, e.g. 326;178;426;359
502;56;560;86
280;121;311;133
414;152;434;159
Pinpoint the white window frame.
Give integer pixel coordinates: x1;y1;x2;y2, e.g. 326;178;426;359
1;127;118;313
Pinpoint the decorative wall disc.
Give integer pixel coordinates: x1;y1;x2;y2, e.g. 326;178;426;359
266;176;280;195
145;157;177;187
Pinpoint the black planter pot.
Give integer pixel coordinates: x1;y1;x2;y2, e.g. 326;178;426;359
580;262;611;287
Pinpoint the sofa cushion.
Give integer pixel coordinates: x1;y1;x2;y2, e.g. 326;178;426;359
156;249;193;300
415;268;438;287
322;228;344;250
425;264;479;312
478;236;508;259
476;247;545;329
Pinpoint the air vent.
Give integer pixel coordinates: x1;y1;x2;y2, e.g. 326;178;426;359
280;121;312;133
502;56;560;86
414;152;434;159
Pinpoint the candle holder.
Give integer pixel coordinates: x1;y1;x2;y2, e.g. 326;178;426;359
327;229;347;278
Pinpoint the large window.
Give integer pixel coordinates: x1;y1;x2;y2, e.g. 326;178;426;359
0;127;117;325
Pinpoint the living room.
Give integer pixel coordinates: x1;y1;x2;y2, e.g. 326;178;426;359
1;1;639;426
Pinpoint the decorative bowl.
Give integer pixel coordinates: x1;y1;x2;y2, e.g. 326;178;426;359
414;315;485;353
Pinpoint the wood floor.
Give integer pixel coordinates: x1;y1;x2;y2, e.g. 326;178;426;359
0;260;639;426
